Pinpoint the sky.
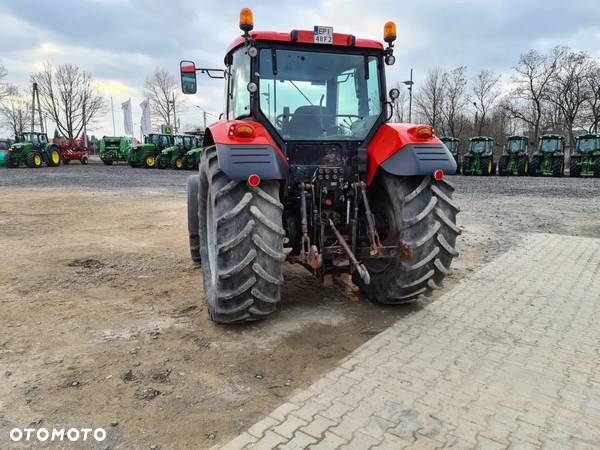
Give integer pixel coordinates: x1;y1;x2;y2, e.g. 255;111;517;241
1;0;599;139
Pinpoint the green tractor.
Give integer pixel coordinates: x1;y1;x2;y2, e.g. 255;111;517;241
498;135;529;176
0;139;10;167
530;134;565;177
128;133;174;168
440;137;461;173
4;132;62;168
99;136;131;165
462;136;496;176
182;145;202;170
570;133;600;177
156;135;200;170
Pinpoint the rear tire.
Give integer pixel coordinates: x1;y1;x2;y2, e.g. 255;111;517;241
47;145;61;167
462;157;471;175
481;157;493;176
187;175;201;265
155;155;168;169
498;156;508;176
517;156;528;176
80;156;88;165
570;157;580;177
529;157;539;176
552;157;563;177
354;174;460;304
198;146;285;324
594;157;600;178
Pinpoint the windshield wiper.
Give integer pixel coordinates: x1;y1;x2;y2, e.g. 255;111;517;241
289;80;314;106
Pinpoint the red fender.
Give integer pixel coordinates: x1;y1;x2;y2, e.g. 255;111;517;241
366;123;448;184
203;119;287;166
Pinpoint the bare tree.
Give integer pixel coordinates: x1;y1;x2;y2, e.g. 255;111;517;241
584;59;600;133
0;85;31;139
504;47;565;143
415;67;446;130
472;69;501;135
391;82;408;123
441;66;469;137
545;50;592;147
143;68;184;131
31;63;105;139
0;63;8;102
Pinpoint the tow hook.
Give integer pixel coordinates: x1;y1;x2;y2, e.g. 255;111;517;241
328;219;370;285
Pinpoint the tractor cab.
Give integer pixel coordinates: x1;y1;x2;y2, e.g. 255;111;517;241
504;136;528;154
468;137;494;155
538;135;565;154
146;133;174;151
20;132;49;148
575;134;600;153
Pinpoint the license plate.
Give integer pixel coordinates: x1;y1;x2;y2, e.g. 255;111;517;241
314;26;333;44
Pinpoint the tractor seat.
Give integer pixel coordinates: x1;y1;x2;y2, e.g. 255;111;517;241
288;106;331;139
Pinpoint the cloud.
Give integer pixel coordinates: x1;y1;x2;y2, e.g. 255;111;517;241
1;0;600;137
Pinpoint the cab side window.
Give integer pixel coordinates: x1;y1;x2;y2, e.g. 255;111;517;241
229;48;251;119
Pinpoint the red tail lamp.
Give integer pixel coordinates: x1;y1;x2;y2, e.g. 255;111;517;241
228;124;255;138
248;174;261;187
433;170;444;181
416;126;433;139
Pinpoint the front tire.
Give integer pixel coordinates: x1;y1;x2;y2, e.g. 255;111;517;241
552;157;564;177
517;156;529;176
198;146;285;324
47;145;61;167
26;152;43;168
80;156;88;165
498;156;508;176
594;158;600;178
355;174;460;304
171;155;184;170
187;175;201;265
142;152;156;169
570;157;580;177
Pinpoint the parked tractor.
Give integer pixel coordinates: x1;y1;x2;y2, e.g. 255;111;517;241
570;133;600;177
530;134;565;177
440;137;461;173
462;136;495;176
156;135;200;170
498;135;529;176
99;136;131;165
128;133;174;168
0;139;10;167
182;145;202;170
58;138;89;165
4;132;62;168
180;9;460;323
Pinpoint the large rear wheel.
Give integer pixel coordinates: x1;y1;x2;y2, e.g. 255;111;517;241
517;156;529;176
47;145;61;167
552;157;564;177
354;174;460;304
570;157;580;177
198;146;285;324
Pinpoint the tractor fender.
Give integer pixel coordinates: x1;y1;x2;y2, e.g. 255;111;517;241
203;120;288;181
366;124;457;184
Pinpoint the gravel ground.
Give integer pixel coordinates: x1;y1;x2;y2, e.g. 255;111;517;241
1;164;599;448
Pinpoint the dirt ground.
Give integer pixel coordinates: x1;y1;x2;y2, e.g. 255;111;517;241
1;166;599;449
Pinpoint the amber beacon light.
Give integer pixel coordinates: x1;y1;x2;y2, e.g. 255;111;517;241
240;7;254;34
383;21;397;44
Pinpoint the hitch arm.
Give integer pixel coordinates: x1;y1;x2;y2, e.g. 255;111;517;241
358;182;383;255
328;219;370;285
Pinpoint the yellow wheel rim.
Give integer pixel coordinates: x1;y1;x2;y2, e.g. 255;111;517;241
176;159;182;168
34;155;42;166
52;151;60;164
525;161;529;172
146;156;155;167
488;161;492;173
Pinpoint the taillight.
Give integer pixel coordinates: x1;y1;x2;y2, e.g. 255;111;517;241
229;124;255;138
433;169;444;181
248;174;261;187
416;126;433;139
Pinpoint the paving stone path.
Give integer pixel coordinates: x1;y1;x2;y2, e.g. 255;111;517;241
221;234;600;449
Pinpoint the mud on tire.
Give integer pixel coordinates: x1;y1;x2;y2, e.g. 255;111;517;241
354;174;460;304
198;146;285;324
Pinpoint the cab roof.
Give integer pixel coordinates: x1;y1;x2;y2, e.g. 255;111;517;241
506;135;528;140
440;136;459;142
576;132;600;139
539;134;565;139
227;30;384;54
470;136;493;141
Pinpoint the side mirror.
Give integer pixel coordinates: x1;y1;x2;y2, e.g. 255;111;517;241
389;88;400;100
180;61;197;94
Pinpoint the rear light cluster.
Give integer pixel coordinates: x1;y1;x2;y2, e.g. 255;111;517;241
228;124;255;138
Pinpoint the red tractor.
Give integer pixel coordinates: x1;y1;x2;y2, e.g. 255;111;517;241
58;138;89;165
181;9;459;324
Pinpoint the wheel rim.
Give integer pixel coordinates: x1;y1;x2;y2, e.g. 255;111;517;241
206;187;218;290
147;156;155;167
488;161;492;173
52;151;60;164
176;159;182;168
34;155;42;166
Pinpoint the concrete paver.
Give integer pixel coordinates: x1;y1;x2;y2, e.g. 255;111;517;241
223;234;600;449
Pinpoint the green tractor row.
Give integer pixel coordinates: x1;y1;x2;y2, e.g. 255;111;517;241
99;136;131;165
156;135;201;170
3;132;62;168
570;133;600;177
440;136;461;173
